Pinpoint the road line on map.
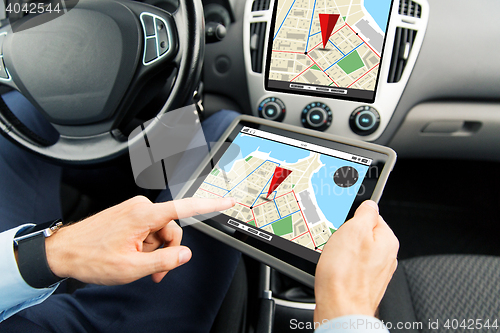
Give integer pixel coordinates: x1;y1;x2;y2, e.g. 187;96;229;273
345;23;380;57
253;201;267;208
291;63;315;82
274;200;282;219
272;50;304;54
199;188;223;197
324;42;364;72
251;173;273;207
308;24;347;53
251;210;258;227
328;39;345;56
259;210;300;229
317;241;328;248
226;160;269;195
305;54;335;83
306;54;324;71
273;0;297;40
304;0;317;52
203;182;229;192
274;190;294;200
291;231;309;241
253;189;291;210
347;63;379;88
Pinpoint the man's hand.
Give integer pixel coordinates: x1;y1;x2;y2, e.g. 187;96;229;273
314;200;399;323
44;196;235;285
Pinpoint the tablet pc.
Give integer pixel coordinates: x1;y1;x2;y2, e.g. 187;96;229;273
176;116;396;287
264;0;395;103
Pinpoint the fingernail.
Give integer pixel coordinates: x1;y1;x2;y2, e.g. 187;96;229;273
224;197;236;205
178;248;191;265
363;200;379;213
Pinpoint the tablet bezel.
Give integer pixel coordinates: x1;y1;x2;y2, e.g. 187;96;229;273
175;116;396;288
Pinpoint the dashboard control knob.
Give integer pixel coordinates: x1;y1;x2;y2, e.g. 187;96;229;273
349;106;380;136
206;22;227;43
258;97;286;122
301;102;332;131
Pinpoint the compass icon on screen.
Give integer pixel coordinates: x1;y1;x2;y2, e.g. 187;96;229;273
334;166;359;188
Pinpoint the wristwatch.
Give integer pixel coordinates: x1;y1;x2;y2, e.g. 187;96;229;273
13;219;66;289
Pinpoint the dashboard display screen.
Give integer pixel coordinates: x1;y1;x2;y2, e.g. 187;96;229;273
192;126;374;263
265;0;394;103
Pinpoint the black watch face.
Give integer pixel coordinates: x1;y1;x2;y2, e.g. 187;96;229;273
334;166;359;188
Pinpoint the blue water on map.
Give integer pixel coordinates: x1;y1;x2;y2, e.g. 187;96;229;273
310;155;370;229
363;0;392;33
220;133;310;172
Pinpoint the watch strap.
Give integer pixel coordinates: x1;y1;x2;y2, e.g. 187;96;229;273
17;232;63;289
15;219;62;242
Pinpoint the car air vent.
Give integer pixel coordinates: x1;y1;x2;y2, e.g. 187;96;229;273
387;27;417;83
252;0;271;11
250;22;267;73
399;0;422;18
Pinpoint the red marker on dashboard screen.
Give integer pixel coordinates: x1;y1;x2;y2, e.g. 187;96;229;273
319;13;340;48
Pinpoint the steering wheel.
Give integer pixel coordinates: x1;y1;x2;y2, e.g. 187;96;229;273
0;0;204;165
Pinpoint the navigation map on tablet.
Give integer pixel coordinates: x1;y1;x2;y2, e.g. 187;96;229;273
194;127;372;253
265;0;394;103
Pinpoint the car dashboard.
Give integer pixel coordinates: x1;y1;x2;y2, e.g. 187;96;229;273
203;0;500;162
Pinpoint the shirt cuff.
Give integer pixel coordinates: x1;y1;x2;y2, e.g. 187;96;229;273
315;315;389;333
0;224;59;322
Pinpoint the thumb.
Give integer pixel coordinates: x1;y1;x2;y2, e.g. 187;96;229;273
134;246;192;277
351;200;380;229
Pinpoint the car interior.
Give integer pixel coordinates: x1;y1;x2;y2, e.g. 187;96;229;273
1;0;500;332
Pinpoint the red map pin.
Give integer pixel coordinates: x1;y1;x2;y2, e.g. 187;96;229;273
319;13;341;48
266;167;292;198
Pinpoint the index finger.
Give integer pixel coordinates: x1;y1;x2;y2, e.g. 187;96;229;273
155;197;236;224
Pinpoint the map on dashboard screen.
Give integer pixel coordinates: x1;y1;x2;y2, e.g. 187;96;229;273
265;0;394;103
193;127;371;253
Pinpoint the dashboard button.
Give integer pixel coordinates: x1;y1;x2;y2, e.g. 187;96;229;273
264;104;278;118
142;15;155;37
144;38;158;63
258;97;286;122
357;111;375;129
349;106;380;136
156;18;169;56
307;108;327;126
301;102;332;131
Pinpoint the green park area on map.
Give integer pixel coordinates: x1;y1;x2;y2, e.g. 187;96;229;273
337;50;365;74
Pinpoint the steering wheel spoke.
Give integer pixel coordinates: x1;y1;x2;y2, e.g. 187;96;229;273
138;12;177;67
0;32;18;91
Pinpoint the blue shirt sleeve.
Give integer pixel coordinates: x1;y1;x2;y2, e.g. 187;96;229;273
0;225;59;322
315;315;389;333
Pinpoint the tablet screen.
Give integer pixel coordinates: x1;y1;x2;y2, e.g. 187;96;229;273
265;0;394;103
189;123;388;270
